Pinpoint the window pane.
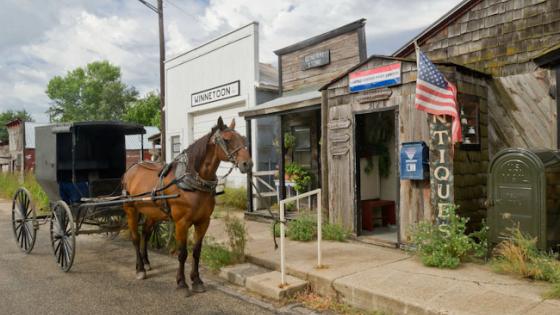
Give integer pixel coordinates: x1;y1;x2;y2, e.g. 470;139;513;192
293;126;310;150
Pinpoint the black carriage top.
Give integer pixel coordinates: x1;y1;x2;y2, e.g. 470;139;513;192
34;121;146;204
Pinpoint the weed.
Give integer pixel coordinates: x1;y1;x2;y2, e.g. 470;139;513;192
201;243;232;271
293;290;384;315
322;222;349;242
224;214;247;263
409;204;487;269
288;213;317;241
216;187;247;210
491;226;560;298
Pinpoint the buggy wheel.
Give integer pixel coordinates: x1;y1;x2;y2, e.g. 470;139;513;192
50;201;76;272
11;188;37;253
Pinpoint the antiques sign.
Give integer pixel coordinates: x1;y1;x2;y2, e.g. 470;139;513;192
302;50;330;70
349;62;401;92
191;81;240;107
429;115;454;232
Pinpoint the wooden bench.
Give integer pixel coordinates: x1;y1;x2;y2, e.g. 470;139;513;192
361;199;396;231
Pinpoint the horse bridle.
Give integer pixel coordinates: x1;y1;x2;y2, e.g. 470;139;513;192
211;127;246;166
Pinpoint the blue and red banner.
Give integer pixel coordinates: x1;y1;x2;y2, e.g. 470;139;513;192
349;62;401;92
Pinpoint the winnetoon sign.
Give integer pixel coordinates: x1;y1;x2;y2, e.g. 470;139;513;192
191;81;240;107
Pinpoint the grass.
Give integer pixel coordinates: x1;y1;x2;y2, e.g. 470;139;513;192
293;290;385;315
271;212;349;242
491;226;560;299
201;242;233;271
216;186;247;210
0;172;49;209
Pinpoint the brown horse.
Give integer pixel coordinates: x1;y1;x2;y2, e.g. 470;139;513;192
121;117;252;294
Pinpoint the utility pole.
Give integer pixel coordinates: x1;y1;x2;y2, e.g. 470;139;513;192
138;0;166;161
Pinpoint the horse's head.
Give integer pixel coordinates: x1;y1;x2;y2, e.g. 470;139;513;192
211;117;253;174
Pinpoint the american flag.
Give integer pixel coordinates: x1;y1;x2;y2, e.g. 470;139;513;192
415;48;462;143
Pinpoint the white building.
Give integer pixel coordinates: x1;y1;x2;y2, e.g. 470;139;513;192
165;22;278;186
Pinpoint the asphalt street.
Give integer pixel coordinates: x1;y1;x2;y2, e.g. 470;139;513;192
0;199;299;315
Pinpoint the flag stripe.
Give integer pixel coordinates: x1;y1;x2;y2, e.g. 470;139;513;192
415;89;456;105
416;81;455;99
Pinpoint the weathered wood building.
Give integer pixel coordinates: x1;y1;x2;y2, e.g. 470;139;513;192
321;57;490;244
319;0;559;246
241;19;367;209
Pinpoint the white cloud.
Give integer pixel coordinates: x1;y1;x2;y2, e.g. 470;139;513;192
0;0;462;122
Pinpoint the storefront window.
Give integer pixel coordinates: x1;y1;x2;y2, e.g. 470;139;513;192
171;136;181;158
460;102;480;150
292;126;311;168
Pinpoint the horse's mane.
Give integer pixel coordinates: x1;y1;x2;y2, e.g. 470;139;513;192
183;125;220;173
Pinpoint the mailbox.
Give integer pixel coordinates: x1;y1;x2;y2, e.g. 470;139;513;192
400;141;429;180
488;148;560;251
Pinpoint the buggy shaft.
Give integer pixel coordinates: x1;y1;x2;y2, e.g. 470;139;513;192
79;194;179;208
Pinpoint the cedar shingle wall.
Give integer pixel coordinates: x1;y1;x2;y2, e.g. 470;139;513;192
411;0;560;76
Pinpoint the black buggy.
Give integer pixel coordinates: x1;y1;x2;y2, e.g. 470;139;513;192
11;121;175;271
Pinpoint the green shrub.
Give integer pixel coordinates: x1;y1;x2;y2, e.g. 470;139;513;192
216;186;247;210
491;226;560;298
322;222;349;242
285;163;312;193
409;205;487;269
288;213;317;241
224;214;247;263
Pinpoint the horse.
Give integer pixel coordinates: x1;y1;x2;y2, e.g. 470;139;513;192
121;117;252;295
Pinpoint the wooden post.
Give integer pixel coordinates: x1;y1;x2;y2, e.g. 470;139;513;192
279;115;286;200
246;119;254;212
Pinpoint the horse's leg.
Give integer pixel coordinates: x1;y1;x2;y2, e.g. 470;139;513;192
175;217;192;294
124;205;146;280
141;217;156;271
191;219;210;293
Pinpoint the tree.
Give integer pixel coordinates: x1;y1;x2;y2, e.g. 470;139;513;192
0;110;33;143
123;92;161;128
46;60;138;122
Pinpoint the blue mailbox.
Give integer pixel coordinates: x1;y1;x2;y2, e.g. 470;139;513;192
400;141;429;180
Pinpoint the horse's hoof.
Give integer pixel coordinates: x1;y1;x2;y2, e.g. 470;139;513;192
144;264;151;271
136;271;146;280
192;283;206;293
177;282;188;290
185;288;193;297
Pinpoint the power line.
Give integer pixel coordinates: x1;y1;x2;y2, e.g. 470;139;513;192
165;0;199;20
137;0;159;13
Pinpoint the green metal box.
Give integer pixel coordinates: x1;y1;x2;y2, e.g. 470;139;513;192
487;148;560;251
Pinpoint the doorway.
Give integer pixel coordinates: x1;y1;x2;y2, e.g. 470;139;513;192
355;109;399;246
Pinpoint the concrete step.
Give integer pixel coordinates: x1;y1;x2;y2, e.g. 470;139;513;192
245;271;309;301
219;263;270;286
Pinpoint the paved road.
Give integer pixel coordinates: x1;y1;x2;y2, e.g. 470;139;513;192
0;199;295;315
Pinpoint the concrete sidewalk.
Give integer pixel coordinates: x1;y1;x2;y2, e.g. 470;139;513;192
212;218;560;315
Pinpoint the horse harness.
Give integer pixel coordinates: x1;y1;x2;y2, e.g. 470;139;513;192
154;127;245;200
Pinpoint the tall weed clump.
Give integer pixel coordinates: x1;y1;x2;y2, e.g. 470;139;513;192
409;205;488;269
224;214;247;263
216;187;247;210
491;226;560;299
0;172;48;209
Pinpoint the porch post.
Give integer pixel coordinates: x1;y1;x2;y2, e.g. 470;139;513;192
556;66;560;149
246;119;254;212
279;115;286;200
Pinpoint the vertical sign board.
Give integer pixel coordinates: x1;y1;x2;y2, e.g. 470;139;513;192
428;115;454;230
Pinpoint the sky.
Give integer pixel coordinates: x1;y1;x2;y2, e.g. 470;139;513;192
0;0;463;122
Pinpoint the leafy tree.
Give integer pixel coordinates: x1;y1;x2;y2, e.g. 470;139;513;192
46;60;138;122
123;92;161;128
0;109;33;143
